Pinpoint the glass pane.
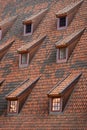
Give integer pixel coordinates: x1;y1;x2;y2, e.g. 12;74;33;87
52;98;61;111
59;17;66;27
10;101;17;113
21;53;27;64
59;48;66;59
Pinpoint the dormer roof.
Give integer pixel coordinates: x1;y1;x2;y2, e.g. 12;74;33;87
0;16;17;39
17;35;46;53
23;8;48;25
55;28;85;48
0;38;15;60
56;0;83;17
6;77;40;100
48;72;82;97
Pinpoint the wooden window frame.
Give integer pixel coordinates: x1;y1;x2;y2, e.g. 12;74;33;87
49;97;62;114
8;100;19;114
19;53;29;68
56;47;68;63
57;16;68;30
24;23;33;36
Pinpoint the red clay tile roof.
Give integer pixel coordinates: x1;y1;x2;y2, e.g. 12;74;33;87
23;8;48;24
55;28;85;48
56;0;83;17
6;77;40;100
48;72;82;97
17;35;46;53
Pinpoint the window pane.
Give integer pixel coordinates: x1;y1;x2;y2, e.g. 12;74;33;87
59;48;66;59
26;24;32;33
59;17;66;27
52;98;61;111
10;101;17;113
21;53;27;64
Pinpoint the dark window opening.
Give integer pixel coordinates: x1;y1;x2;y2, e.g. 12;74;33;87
26;24;32;33
59;17;66;27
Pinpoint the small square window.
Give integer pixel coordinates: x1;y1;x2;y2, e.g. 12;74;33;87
52;98;61;111
59;48;66;60
9;101;18;113
59;17;66;27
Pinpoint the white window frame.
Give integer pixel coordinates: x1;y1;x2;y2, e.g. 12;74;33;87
57;16;68;30
56;48;68;63
24;23;33;36
19;53;29;67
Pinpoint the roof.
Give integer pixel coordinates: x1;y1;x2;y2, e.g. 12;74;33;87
56;0;83;17
23;8;48;24
48;72;82;97
0;38;14;59
55;28;85;48
17;35;46;53
6;77;40;100
0;0;86;129
0;16;17;28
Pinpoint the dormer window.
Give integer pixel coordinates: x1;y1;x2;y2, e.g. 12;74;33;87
55;28;85;63
23;8;48;36
6;77;40;115
57;16;67;29
17;35;46;68
52;98;61;112
24;23;33;36
56;0;83;30
19;53;29;67
9;100;18;113
47;73;82;114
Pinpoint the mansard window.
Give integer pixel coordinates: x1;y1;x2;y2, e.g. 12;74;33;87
24;23;33;36
9;100;18;113
19;53;29;67
52;98;61;111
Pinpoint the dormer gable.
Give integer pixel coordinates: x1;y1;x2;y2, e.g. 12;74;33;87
55;28;85;63
6;77;40;115
0;38;15;60
47;72;82;114
17;35;46;67
56;0;83;30
0;16;17;40
23;8;48;36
